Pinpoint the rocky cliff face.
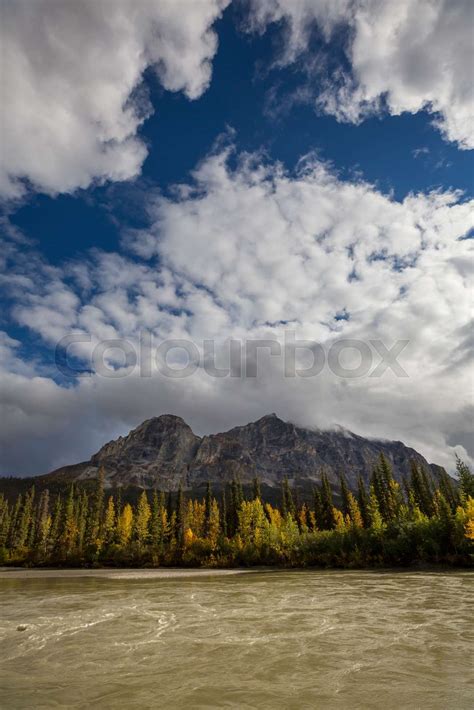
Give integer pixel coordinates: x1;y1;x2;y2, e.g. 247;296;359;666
46;413;443;491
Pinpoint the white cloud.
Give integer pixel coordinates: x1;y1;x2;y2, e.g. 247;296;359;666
245;0;474;149
0;0;229;198
1;147;472;475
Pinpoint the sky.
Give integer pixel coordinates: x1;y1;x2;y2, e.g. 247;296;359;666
0;0;473;476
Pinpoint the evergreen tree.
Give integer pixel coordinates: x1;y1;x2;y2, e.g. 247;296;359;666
204;481;212;538
76;490;89;553
438;470;459;511
253;477;261;501
135;491;151;548
281;477;296;518
313;487;323;530
220;488;228;537
16;487;35;550
410;461;434;517
367;485;383;531
339;473;351;518
0;496;11;549
86;469;105;550
103;496;116;547
49;495;63;555
150;490;165;549
357;476;371;528
320;473;336;530
59;485;78;557
456;456;474;500
175;483;185;546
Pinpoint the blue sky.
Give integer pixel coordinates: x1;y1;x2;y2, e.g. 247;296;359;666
1;0;473;475
9;5;473;264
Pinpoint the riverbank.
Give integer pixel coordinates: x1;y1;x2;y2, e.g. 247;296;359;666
0;567;255;580
0;563;471;580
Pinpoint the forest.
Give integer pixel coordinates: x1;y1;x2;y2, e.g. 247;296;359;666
0;454;473;568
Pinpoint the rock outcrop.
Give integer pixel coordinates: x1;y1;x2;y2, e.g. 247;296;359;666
44;413;444;491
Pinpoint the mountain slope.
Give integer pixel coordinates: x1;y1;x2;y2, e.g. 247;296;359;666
41;413;444;491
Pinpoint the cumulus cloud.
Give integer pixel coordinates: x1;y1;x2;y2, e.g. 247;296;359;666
0;0;229;198
244;0;474;149
1;147;472;474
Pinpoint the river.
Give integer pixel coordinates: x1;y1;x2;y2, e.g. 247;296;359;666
0;569;472;709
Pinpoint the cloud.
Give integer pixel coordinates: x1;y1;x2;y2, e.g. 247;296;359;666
244;0;474;149
0;0;229;199
1;146;472;475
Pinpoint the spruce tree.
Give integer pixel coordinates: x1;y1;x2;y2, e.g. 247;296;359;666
313;487;323;530
175;483;185;546
204;481;212;538
456;456;474;500
59;485;78;558
103;496;116;547
320;473;335;530
220;488;228;537
357;476;371;528
135;491;151;549
438;470;459;511
339;473;351;518
150;490;164;549
282;477;296;518
49;495;63;557
253;477;261;501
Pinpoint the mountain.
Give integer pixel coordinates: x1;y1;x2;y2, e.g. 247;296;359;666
40;413;445;492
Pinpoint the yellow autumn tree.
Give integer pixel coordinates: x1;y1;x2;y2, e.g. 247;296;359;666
117;504;133;547
347;492;363;528
456;496;474;541
333;507;346;532
184;527;195;547
135;492;151;548
103;496;116;546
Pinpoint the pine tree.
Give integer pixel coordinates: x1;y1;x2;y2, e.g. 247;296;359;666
59;485;78;558
76;490;89;553
357;476;371;528
175;483;185;546
86;469;105;550
12;488;34;550
204;481;212;538
135;491;151;549
339;473;351;518
0;495;11;549
320;473;336;530
253;477;261;501
410;461;434;517
34;489;50;554
208;498;221;548
368;485;383;531
434;490;455;551
150;490;165;549
48;495;63;556
456;456;474;500
220;488;228;537
438;470;459;511
313;487;323;530
7;494;22;549
281;477;296;518
103;496;116;547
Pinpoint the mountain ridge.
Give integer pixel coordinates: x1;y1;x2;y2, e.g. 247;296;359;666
39;413;445;491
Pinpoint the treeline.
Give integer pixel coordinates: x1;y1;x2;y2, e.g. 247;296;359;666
0;455;473;568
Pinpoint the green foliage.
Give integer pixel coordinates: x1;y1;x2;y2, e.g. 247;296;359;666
1;456;472;568
456;456;474;500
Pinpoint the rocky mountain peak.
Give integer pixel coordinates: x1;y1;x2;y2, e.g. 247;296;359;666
45;413;444;492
